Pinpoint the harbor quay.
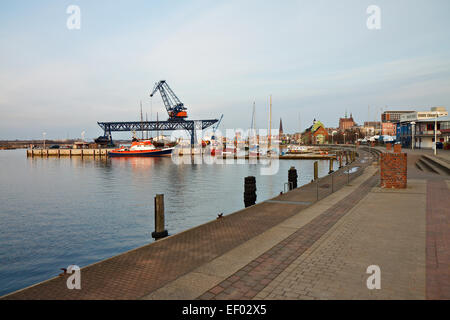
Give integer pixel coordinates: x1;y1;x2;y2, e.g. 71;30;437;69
26;145;340;160
27;148;113;157
2;146;449;300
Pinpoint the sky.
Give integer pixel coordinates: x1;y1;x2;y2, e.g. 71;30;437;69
1;0;450;140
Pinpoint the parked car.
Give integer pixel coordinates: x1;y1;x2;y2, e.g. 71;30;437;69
436;142;443;149
49;145;60;149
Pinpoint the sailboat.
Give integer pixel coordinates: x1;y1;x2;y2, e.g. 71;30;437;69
248;101;260;157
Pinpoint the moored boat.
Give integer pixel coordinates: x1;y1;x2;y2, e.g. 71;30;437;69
109;140;173;157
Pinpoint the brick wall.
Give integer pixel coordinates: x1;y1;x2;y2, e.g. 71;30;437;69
380;153;407;188
393;144;401;153
386;143;392;151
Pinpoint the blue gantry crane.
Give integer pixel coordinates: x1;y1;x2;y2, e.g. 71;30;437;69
96;80;218;146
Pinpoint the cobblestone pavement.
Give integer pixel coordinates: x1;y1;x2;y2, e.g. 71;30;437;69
196;149;449;300
426;180;450;299
253;180;428;300
197;173;380;300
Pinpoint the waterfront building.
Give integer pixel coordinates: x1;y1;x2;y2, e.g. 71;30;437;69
397;107;450;149
381;122;396;136
381;110;415;123
339;112;356;132
381;110;415;136
301;119;329;145
363;121;381;136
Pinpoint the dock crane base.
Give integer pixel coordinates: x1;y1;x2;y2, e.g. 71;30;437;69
97;119;219;145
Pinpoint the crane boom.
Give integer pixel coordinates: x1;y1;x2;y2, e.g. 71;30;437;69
150;80;188;120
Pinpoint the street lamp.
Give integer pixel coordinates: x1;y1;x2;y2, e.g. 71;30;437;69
434;113;438;156
411;122;416;150
343;132;346;144
43;132;47;149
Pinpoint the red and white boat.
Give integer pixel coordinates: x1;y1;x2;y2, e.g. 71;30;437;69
109;140;173;157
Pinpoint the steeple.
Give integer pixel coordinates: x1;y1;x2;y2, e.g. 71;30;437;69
279;117;283;135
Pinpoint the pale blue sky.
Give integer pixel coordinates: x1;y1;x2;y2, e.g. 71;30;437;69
1;0;450;139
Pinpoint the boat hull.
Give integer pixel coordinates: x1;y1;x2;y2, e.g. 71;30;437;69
108;148;173;157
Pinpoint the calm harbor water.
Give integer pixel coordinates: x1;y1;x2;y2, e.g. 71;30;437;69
0;149;336;296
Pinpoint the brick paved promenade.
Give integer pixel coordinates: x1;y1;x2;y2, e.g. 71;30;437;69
2;147;449;300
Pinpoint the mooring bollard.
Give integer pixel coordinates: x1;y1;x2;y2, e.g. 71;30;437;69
328;158;334;174
288;166;298;190
314;161;318;180
152;194;168;240
244;176;257;207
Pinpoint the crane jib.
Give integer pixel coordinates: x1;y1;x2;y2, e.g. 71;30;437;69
150;80;188;120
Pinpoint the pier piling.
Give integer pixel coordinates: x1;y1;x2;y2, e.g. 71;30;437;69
152;194;168;240
288;167;298;190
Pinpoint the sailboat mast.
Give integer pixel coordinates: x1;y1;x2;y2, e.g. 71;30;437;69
146;112;148;139
150;97;153;138
140;101;144;140
251;101;256;131
268;95;272;149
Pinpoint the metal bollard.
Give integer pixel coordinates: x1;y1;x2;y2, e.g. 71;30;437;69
244;176;257;207
288;166;298;190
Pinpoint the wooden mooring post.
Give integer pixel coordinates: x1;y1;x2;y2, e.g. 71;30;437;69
313;161;318;180
328;158;334;174
152;194;168;240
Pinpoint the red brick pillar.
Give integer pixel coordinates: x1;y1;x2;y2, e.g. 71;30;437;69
386;143;392;151
380;153;407;188
393;144;401;153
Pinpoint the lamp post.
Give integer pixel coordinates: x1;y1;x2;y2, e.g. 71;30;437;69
343;132;346;145
411;122;416;150
43;132;47;149
434;113;438;155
